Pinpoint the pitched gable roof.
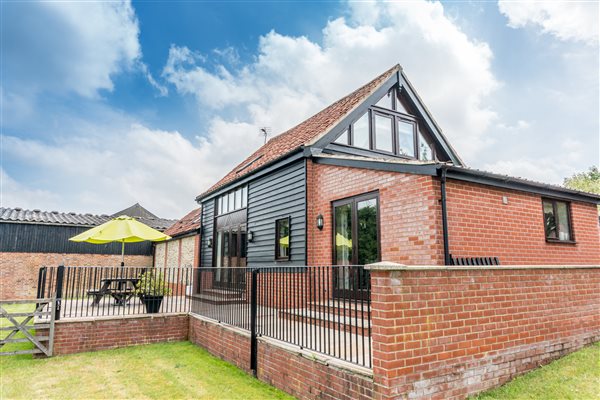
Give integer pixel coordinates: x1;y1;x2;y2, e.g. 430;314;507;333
112;203;158;219
197;64;401;199
164;208;202;237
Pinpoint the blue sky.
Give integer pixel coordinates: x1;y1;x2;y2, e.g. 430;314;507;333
1;1;598;219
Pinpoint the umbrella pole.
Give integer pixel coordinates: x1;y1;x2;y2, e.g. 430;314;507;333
121;240;125;267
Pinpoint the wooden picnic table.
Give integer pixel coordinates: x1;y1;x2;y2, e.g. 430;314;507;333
88;278;140;306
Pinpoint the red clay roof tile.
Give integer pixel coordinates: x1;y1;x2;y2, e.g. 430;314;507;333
198;64;400;199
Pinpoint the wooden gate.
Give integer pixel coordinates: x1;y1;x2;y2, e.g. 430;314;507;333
0;298;55;356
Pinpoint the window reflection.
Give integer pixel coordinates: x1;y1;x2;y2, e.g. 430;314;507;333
353;113;370;149
397;120;415;157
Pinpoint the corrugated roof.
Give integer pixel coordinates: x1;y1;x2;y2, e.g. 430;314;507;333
0;206;176;231
198;64;400;199
164;208;202;238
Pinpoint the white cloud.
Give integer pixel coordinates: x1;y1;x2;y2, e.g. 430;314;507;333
2;1;164;98
483;138;588;185
0;168;61;211
162;1;499;157
2;116;262;218
498;1;599;44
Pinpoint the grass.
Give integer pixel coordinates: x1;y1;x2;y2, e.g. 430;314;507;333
1;341;294;399
472;342;600;400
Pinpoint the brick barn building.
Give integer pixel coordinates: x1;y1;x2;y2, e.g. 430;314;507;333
195;64;600;286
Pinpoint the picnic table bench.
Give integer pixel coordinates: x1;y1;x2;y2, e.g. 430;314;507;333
88;278;140;306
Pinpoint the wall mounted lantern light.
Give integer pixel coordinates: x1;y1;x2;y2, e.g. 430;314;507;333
207;238;213;248
316;214;324;230
247;231;254;242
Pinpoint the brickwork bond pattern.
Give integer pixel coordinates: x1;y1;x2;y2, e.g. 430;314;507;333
1;252;152;300
369;266;600;400
445;180;600;264
39;314;188;356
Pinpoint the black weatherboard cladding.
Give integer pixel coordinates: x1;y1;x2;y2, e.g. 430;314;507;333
200;199;215;267
247;160;306;266
0;223;152;255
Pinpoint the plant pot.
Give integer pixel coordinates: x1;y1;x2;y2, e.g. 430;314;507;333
140;295;164;313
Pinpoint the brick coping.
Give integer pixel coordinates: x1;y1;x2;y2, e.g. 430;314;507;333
365;262;600;271
189;312;373;378
54;312;188;324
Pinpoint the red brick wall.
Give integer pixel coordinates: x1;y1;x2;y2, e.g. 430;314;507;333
307;161;443;266
367;265;600;400
445;180;600;264
189;314;374;399
0;252;152;300
38;314;188;355
306;161;600;266
259;341;374;400
189;314;251;372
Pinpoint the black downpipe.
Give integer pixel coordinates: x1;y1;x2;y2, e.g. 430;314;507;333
438;167;451;265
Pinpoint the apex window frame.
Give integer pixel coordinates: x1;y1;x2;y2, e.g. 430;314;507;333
275;217;291;261
541;198;575;243
332;86;432;161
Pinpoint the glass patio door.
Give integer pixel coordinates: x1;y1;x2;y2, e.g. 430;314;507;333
214;225;247;290
333;193;379;299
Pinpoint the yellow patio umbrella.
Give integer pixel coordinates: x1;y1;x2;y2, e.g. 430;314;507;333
69;215;171;265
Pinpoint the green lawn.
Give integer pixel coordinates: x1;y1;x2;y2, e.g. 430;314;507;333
1;342;294;400
472;342;600;400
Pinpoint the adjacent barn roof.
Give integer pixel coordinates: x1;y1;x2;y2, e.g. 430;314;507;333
0;205;176;231
198;64;401;199
164;208;201;238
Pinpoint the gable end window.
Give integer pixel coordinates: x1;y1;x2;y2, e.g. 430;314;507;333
542;198;574;242
275;217;291;261
333;86;435;161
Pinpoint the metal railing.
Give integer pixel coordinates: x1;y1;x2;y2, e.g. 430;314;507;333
37;264;372;368
37;265;193;319
190;266;372;368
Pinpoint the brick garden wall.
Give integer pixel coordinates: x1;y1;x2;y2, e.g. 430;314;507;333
189;314;374;400
367;264;600;400
0;252;152;300
38;314;188;356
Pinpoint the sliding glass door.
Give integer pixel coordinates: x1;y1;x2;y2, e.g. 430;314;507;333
333;192;379;299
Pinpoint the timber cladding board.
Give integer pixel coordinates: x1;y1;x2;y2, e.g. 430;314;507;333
200;200;215;268
247;160;306;266
0;223;153;255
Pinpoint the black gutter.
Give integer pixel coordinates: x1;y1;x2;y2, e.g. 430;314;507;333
444;165;600;205
438;166;451;265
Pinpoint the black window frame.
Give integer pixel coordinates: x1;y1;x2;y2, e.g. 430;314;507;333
331;86;433;161
541;198;575;243
274;217;291;261
331;191;381;265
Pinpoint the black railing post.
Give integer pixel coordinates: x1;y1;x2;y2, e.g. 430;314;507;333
36;266;47;299
54;265;65;321
36;266;47;310
250;268;258;375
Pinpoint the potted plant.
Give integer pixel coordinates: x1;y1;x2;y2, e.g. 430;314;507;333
134;270;172;313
